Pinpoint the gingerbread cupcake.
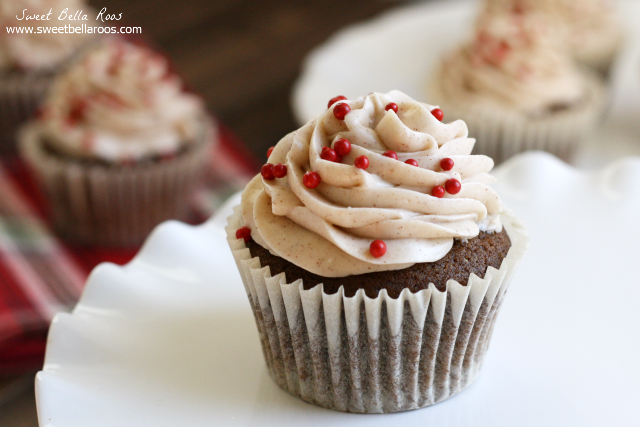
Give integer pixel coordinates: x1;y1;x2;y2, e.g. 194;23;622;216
0;0;96;155
226;91;528;413
429;7;605;164
20;38;215;246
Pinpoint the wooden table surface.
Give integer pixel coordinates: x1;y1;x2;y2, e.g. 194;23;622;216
0;0;410;425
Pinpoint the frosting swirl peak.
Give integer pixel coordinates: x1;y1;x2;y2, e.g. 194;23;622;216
437;9;586;115
243;91;503;277
40;38;206;162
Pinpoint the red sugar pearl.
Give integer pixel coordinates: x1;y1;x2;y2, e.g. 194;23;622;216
328;95;347;109
261;163;275;180
273;163;287;178
235;226;251;242
333;138;352;156
354;155;370;170
333;103;351;120
370;240;387;258
431;108;444;121
321;146;338;162
385;102;398;113
440;157;454;171
431;185;445;198
303;171;321;189
383;150;398;160
266;146;275;158
445;178;462;195
405;159;419;167
335;155;343;163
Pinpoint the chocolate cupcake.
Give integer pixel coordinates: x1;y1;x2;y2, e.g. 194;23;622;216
226;91;528;413
20;38;215;246
429;7;605;164
0;0;97;155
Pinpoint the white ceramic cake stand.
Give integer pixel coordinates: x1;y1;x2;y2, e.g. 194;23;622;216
36;151;640;427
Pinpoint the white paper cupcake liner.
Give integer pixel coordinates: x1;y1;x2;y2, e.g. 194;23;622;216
430;70;605;165
19;120;216;247
226;206;528;413
0;71;53;155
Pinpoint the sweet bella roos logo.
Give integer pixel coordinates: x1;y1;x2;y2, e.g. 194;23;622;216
15;7;123;22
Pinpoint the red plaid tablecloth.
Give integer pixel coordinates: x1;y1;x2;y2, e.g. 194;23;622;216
0;125;258;376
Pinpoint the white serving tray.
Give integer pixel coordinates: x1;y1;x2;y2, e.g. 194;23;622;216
292;0;640;170
36;151;640;426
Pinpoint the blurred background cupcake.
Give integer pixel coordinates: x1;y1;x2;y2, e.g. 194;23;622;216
429;6;605;164
19;37;216;246
484;0;624;78
0;0;97;156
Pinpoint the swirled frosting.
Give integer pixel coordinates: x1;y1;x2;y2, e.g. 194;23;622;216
0;0;92;71
242;91;503;277
484;0;622;68
40;38;206;162
437;8;586;114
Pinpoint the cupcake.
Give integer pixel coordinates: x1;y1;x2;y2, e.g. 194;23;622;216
20;38;215;247
429;7;605;164
484;0;624;77
226;91;528;413
0;0;95;155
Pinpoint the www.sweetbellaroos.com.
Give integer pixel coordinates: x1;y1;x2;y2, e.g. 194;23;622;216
6;7;140;35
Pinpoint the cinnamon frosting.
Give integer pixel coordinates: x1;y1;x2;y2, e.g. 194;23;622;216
242;91;503;277
484;0;622;69
437;8;587;115
40;38;206;162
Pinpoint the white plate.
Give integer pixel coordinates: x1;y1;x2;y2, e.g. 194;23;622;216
36;152;640;426
292;0;640;170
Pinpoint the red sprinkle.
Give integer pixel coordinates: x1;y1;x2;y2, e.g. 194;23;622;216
383;150;398;160
273;163;287;178
303;171;321;189
321;147;338;162
333;103;351;120
440;158;454;171
236;226;252;242
385;102;398;113
432;186;445;198
354;155;370;170
333;138;352;156
67;97;88;126
445;178;461;195
261;163;275;180
431;108;444;121
370;240;387;258
267;146;275;158
328;95;347;109
405;159;419;167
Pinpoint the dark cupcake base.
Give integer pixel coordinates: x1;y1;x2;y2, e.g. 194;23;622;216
246;229;511;298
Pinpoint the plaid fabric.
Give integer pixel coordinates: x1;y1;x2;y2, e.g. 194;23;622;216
0;124;258;376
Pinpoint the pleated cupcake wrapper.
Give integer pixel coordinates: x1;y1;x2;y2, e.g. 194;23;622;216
226;207;528;413
430;71;605;165
19;120;216;247
0;71;53;155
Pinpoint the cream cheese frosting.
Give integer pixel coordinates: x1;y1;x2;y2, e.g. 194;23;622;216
242;91;503;277
437;8;587;115
484;0;622;69
40;38;206;162
0;0;92;71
